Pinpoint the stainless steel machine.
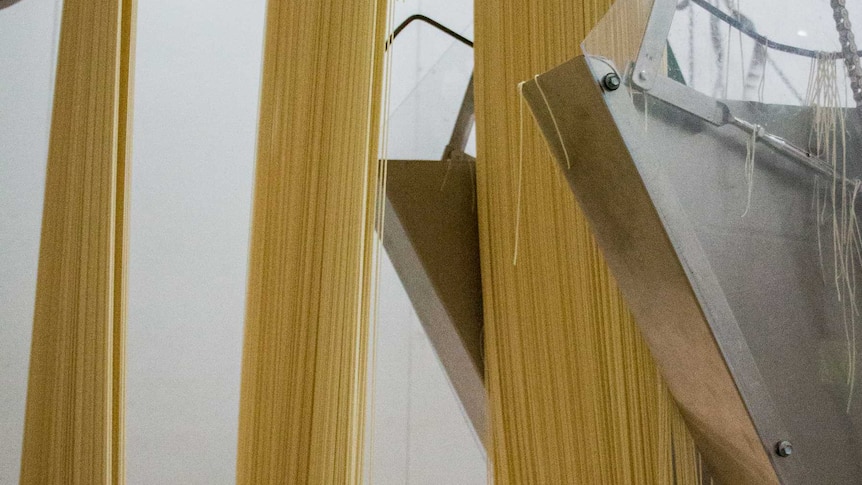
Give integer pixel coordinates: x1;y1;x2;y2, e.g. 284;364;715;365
522;0;862;482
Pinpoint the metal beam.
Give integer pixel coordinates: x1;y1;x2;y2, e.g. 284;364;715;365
442;76;475;162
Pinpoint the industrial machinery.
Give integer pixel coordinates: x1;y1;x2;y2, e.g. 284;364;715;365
523;0;862;482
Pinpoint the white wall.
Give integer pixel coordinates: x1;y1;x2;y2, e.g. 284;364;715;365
0;1;484;483
125;1;265;483
0;0;60;482
370;250;486;485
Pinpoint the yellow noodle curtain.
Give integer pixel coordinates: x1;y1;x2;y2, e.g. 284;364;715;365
234;1;388;484
474;0;703;483
20;1;712;483
20;0;136;483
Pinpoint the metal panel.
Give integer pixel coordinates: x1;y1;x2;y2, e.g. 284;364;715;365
383;159;486;445
523;54;862;484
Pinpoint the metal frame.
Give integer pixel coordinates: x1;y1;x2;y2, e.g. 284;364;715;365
382;157;486;447
631;0;677;91
520;1;862;481
523;54;784;485
386;14;474;51
381;129;485;444
379;15;484;444
442;75;475;163
521;0;862;473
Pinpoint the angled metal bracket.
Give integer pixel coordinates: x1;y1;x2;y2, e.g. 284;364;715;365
631;0;677;91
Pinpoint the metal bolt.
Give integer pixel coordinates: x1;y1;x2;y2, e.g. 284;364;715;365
776;440;793;457
602;73;621;91
637;70;648;82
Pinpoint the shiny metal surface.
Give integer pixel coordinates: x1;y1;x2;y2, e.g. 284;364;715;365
524;53;862;484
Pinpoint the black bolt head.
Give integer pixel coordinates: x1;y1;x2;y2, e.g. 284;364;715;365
602;73;621;91
776;440;793;457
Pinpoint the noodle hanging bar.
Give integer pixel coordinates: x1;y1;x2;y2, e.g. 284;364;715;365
522;0;862;483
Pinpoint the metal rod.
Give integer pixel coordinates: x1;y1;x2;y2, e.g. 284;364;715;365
690;0;862;60
442;74;475;161
728;114;860;187
385;14;474;51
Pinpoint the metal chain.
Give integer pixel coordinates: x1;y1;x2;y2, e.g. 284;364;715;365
832;0;862;106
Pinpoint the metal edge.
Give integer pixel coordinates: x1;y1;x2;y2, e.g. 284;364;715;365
592;55;801;482
382;159;487;449
522;56;782;484
632;0;677;90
